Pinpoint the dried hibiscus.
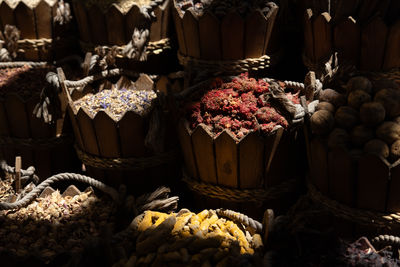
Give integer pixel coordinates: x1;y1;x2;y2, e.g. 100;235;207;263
186;73;296;139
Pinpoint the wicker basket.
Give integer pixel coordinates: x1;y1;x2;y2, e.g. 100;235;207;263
177;75;310;219
0;0;76;61
172;0;279;73
0;62;80;180
58;68;179;194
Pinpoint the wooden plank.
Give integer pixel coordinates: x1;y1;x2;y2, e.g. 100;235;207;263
15;2;39;60
4;94;34;170
356;154;389;212
125;4;146;42
313;12;332;63
172;7;187;56
35;0;52;38
244;10;267;58
328;147;356;206
238;131;264;189
67;107;84;149
76;108;104;180
333;16;360;66
214;130;238;188
25;96;52;179
0;2;16;27
93;111;122;186
199;11;220;60
387;160;400;212
72;1;92;42
118;111;146;157
221;11;244;60
191;124;217;184
87;5;108;45
331;0;359;22
303;9;314;62
177;120;198;179
383;20;400;70
150;6;163;42
263;3;279;55
387;0;400;24
357;0;380;23
310;138;329;195
106;4;125;45
182;10;200;58
160;0;170;39
15;156;21;192
360;17;388;71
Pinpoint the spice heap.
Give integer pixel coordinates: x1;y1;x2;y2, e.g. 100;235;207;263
75;0;153;12
310;75;400;162
186;73;299;139
74;87;157;120
114;209;263;266
0;189;115;262
0;65;52;100
0;178;13;202
176;0;274;17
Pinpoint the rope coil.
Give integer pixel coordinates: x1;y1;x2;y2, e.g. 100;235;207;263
178;51;271;73
307;180;400;228
79;38;171;58
183;174;298;204
74;145;177;171
0;135;73;150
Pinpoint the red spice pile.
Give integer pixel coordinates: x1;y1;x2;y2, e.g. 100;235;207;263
186;73;299;139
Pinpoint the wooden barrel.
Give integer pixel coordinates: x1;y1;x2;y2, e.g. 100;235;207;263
0;0;76;61
0;63;80;180
59;68;179;195
172;0;279;74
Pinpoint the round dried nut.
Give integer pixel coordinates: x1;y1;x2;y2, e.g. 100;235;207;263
328;128;350;149
310;110;334;135
364;139;389;158
394;116;400;125
360;102;385;126
376;121;400;145
319;89;346;107
347;90;371;110
390;140;400;162
371;79;399;94
335;106;359;129
315;101;335;113
346;76;372;94
351;125;374;146
374;88;400;117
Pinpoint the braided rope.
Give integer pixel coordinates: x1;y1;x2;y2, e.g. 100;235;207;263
63;68;139;89
177;51;271;73
0;172;119;210
0;61;48;68
0;135;72;150
75;145;177;171
307;180;400;228
216;208;262;233
264;78;305;91
372;235;400;247
183;175;298;204
79;38;171;57
17;38;52;51
0;160;39;184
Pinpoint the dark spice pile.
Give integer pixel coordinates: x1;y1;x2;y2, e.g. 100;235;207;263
176;0;275;17
186;73;299;139
0;65;53;100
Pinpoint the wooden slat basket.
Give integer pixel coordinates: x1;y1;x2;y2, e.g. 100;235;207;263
0;61;80;180
0;0;76;61
305;70;400;236
176;74;313;220
72;0;178;74
302;1;400;80
58;67;179;195
172;0;280;74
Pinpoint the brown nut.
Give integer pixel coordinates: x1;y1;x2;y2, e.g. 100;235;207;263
347;90;371;110
350;125;374;147
319;89;346;107
315;101;335;113
335;106;359;129
371;79;399;94
374;88;400;117
364;139;389;158
376;121;400;145
346;76;372;94
310;110;335;135
390;140;400;162
360;102;385;127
